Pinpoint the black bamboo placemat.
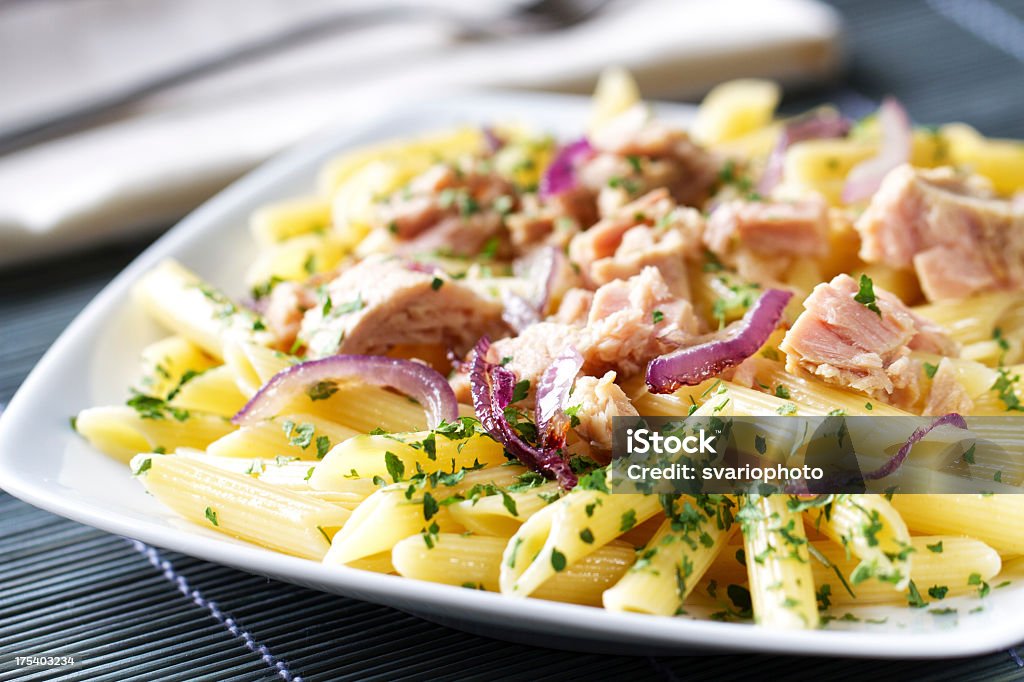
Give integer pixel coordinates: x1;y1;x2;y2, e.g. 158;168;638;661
3;1;1024;679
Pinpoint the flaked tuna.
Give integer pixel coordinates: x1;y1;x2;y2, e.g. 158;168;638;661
780;274;957;404
299;256;510;357
855;165;1024;300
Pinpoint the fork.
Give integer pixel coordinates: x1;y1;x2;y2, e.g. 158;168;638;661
0;0;611;155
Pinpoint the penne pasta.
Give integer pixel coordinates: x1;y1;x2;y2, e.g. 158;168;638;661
75;406;233;462
392;533;635;606
739;495;819;629
133;454;349;560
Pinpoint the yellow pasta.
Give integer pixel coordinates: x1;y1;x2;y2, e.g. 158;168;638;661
249;195;333;247
706;536;1000;606
891;495;1024;555
133;454;348;560
206;413;358;461
246;232;348;287
310;430;505;490
135;336;218;399
393;534;635;606
448;480;562;536
133;260;273;358
739;495;819;629
168;365;249;418
500;483;662;598
603;498;735;615
75;406;233;462
806;495;913;590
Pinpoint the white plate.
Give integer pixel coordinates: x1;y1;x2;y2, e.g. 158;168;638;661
1;91;1022;658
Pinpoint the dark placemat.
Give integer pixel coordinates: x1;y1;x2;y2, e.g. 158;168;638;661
3;1;1024;680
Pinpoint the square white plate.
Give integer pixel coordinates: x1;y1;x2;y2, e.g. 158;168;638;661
1;91;1022;658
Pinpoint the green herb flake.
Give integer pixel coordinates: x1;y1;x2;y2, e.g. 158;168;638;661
204;507;219;526
854;274;882;316
384;451;405;483
550;548;567;572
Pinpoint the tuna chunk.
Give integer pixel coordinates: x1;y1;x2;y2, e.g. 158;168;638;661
489;267;700;390
568;189;703;296
376;162;516;258
780;274;957;403
506;188;597;252
577;107;720;213
299;256;510;357
854;165;1024;300
923;358;974;416
264;281;317;350
568;371;639;452
705;198;829;258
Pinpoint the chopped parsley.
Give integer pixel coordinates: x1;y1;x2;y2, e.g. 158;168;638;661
579;528;595;544
550;548;567;572
307;380;339;402
774;385;790;400
132;458;153;476
776;402;798;416
928;585;949;600
315;435;331;459
853;274;882;316
923;362;939;379
204;507;219;526
906;580;928;608
431;277;444;291
991;368;1024;411
926;540;944;553
282;420;316;449
511;379;530;403
652;310;665;324
619;509;637;532
384;451;405;483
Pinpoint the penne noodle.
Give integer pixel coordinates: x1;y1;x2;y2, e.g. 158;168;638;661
604;497;736;615
133;259;273;359
392;533;635;606
75;406;233;462
739;495;819;629
500;482;662;598
133;454;349;560
891;495;1024;555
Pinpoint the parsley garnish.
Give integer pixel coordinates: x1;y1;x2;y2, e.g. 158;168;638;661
853;274;882;316
924;362;939;379
550;549;567;572
652;310;664;324
430;277;444;291
204;507;219;526
926;541;944;553
307;380;339;402
384;451;405;483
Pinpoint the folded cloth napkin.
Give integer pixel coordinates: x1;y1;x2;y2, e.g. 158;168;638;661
0;0;842;267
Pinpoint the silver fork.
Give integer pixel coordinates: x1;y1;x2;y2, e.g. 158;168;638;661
0;0;611;155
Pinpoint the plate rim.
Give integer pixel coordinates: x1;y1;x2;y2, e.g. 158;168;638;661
1;89;1022;660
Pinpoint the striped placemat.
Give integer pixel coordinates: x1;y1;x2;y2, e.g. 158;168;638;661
3;0;1024;679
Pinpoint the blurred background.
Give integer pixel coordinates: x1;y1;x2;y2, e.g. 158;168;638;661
2;1;1024;679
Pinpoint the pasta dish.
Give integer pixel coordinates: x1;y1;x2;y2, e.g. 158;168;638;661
72;73;1024;629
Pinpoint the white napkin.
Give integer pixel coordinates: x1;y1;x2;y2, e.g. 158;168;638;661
0;0;842;266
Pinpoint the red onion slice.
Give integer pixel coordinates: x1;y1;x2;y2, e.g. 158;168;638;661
233;355;458;430
469;337;577;487
646;289;792;394
759;111;851;194
501;292;542;333
842;97;912;204
539;137;593;199
503;246;564;331
863;413;968;480
535;347;584;447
